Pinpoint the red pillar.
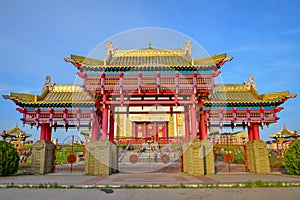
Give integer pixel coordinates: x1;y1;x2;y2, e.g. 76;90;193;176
102;105;109;139
40;124;46;140
132;122;138;139
247;124;254;141
153;122;157;141
190;105;197;139
252;123;260;140
109;111;114;142
164;122;168;138
143;122;147;138
91;117;100;140
45;124;52;141
40;123;51;141
184;106;190;141
199;115;207;140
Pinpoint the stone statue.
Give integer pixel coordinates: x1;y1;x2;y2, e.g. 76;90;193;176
244;75;258;91
106;41;117;56
42;76;55;94
181;40;192;57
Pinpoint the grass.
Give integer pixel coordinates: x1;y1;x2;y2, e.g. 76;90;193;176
269;157;285;168
55;144;84;164
18;162;31;169
17;144;85;168
1;180;300;189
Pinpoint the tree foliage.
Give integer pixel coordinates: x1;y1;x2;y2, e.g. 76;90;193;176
0;141;19;176
283;140;300;175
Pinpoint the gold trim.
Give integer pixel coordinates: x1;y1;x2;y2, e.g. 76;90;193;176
51;84;83;92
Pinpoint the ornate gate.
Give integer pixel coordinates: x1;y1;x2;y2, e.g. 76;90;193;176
54;135;85;173
214;144;248;173
118;140;182;173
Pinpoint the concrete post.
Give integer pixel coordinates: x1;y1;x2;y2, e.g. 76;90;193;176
182;139;214;176
85;139;118;175
246;140;270;174
31;140;55;175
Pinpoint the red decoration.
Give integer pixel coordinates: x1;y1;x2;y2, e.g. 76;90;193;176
67;154;77;164
129;154;138;164
224;154;234;163
161;154;170;164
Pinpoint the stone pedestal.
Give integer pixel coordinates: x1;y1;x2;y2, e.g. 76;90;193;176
31;140;55;175
246;140;270;174
182;139;214;175
85;139;118;175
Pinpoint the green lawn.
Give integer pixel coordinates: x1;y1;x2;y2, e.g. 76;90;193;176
55;144;84;164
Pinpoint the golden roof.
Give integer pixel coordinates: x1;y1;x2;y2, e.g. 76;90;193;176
269;124;299;139
194;53;228;66
206;84;296;105
67;51;228;68
1;124;31;139
107;49;191;66
3;84;94;107
68;55;104;66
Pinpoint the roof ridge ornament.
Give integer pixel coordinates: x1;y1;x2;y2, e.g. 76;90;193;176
106;41;117;56
148;41;152;50
42;76;55;94
181;40;192;57
244;75;258;91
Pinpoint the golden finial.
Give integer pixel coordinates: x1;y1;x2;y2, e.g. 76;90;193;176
148;41;152;50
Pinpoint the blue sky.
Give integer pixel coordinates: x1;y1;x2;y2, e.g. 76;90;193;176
0;0;299;142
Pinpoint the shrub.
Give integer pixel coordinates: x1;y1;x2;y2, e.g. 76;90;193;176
283;140;300;175
0;141;19;176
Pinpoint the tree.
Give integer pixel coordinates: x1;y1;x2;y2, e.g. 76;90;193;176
0;141;19;176
283;140;300;175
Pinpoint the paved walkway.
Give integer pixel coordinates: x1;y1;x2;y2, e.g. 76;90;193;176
0;172;299;187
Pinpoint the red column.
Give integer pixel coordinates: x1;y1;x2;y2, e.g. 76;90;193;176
247;123;254;141
164;122;168;138
184;106;190;141
109;111;114;142
91;117;100;140
143;122;147;138
45;124;52;141
132;122;138;139
153;122;157;141
199;115;207;140
252;123;260;140
102;105;109;139
190;105;197;139
40;124;46;140
40;123;51;141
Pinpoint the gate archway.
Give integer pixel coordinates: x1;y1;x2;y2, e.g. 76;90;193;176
118;139;182;173
214;144;248;173
3;36;296;175
55;135;85;173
